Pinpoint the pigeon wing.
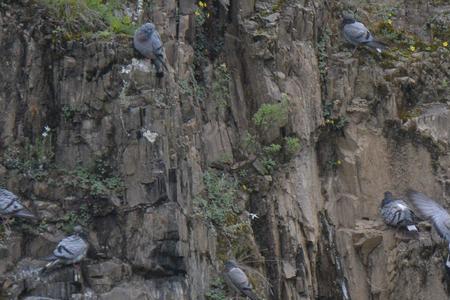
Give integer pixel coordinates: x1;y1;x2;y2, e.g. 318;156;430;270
409;191;450;241
0;188;32;216
344;22;370;43
228;267;252;290
150;31;164;57
53;235;87;260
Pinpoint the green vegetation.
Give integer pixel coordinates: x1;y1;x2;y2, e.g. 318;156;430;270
40;0;136;40
0;222;12;242
324;116;348;132
178;72;206;101
3;128;54;180
284;136;301;156
242;132;302;175
63;158;125;197
327;159;342;170
60;205;90;232
427;14;450;41
205;277;228;300
272;0;286;12
263;143;282;155
374;18;448;59
317;27;331;80
194;170;238;227
212;63;231;109
62;105;77;121
261;157;276;173
253;96;289;129
193;2;208;80
243;132;261;154
322;102;348;132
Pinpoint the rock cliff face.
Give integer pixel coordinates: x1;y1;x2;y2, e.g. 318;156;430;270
0;0;449;299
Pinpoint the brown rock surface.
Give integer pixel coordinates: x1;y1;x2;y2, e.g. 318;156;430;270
0;0;449;299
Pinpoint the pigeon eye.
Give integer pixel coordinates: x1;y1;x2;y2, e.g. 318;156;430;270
14;205;18;209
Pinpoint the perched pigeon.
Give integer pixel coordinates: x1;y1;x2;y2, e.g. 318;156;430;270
0;188;36;219
408;191;450;272
342;16;387;53
223;260;259;300
133;22;168;78
380;191;418;232
41;225;88;280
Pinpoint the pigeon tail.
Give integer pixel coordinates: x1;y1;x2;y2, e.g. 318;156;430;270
14;208;37;219
40;258;61;274
156;55;169;72
40;254;58;261
446;254;450;276
406;225;418;232
365;40;388;53
242;289;260;300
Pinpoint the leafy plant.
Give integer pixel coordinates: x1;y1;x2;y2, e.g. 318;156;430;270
40;0;136;40
212;63;231;109
242;132;261;154
64;158;125;197
317;27;331;80
62;105;77;121
263;144;282;155
253;96;289;130
206;277;228;300
2;127;55;180
325;116;348;132
194;170;238;227
60;204;90;233
284;137;301;156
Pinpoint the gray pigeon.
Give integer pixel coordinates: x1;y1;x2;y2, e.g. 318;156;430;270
380;191;418;232
223;260;259;300
0;188;36;219
41;225;88;279
133;22;168;78
342;16;387;53
408;191;450;272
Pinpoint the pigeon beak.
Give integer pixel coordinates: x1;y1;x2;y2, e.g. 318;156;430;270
14;209;37;219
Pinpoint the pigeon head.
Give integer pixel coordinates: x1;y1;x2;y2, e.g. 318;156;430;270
384;191;393;199
342;16;356;25
73;225;88;239
381;191;394;207
141;23;156;35
224;260;238;271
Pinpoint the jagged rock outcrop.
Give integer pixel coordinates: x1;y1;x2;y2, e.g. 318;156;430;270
0;0;449;299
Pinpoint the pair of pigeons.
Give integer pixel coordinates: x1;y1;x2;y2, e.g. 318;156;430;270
0;188;88;276
132;17;384;76
381;191;450;271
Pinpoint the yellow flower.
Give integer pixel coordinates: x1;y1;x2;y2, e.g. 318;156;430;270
336;160;342;165
443;41;448;47
198;1;206;8
409;45;416;52
207;12;210;18
195;10;200;16
387;19;392;25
